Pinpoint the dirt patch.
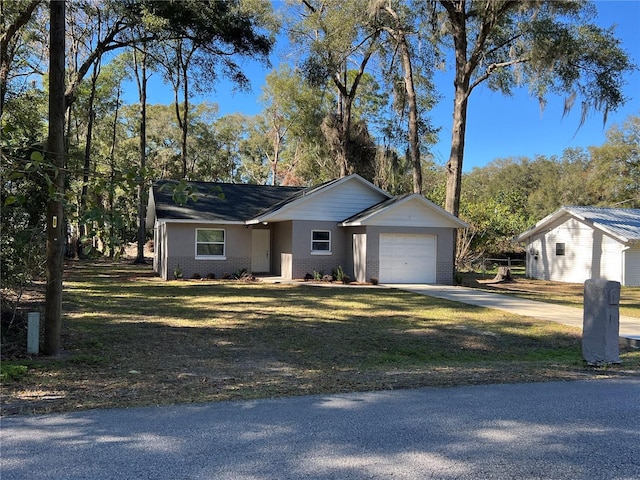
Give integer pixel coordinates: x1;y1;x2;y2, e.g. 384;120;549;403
464;274;583;296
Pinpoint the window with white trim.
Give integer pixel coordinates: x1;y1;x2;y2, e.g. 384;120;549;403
196;228;225;258
311;230;331;254
555;242;565;256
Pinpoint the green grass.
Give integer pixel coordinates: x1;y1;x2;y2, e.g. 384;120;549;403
0;363;29;382
1;260;638;416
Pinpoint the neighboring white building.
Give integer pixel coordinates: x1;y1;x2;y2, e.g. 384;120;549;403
515;207;640;286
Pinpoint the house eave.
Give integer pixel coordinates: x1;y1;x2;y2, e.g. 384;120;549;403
340;194;469;229
255;174;392;224
155;218;246;226
515;208;567;243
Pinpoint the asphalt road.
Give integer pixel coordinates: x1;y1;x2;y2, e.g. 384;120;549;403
2;378;639;479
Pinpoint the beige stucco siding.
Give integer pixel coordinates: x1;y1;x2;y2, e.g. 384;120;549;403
289;220;350;279
160;222;252;280
272;221;293;278
352;231;367;283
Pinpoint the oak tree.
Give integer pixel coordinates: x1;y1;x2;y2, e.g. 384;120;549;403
434;1;632;217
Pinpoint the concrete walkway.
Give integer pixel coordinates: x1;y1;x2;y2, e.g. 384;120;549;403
389;284;640;347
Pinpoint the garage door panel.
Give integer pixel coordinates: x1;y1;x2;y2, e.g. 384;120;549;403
379;234;436;283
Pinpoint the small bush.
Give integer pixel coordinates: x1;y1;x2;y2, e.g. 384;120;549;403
322;274;333;282
370;277;379;285
191;273;202;280
205;273;216;280
333;265;345;282
342;275;351;284
0;363;28;382
173;264;183;280
234;267;249;279
304;273;314;281
313;270;323;281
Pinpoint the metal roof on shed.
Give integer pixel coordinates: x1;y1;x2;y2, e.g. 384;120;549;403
516;206;640;244
566;207;640;242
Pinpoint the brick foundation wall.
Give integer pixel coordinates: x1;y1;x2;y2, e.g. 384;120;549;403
168;256;251;280
436;261;453;285
366;260;379;283
292;256;350;280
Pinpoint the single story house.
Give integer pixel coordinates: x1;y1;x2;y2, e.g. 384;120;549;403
146;174;468;283
515;206;640;286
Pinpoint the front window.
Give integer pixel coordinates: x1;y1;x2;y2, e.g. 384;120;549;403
196;229;225;258
555;242;565;256
311;230;331;254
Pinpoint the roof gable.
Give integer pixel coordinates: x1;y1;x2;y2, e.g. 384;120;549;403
516;206;640;244
341;193;469;228
253;174;391;223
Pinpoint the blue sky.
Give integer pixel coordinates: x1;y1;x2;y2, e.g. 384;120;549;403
138;0;640;173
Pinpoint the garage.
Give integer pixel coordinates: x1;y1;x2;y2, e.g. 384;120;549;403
379;233;436;283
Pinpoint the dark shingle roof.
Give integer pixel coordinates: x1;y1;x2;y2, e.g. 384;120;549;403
340;195;407;224
152;180;306;222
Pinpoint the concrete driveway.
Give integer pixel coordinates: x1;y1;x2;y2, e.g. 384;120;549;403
390;284;640;347
2;378;639;479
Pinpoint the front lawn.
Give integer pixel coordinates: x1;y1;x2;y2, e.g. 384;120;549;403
2;260;638;415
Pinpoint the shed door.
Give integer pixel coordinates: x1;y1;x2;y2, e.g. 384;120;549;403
379;234;436;283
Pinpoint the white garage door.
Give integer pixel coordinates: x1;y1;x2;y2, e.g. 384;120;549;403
379;234;436;283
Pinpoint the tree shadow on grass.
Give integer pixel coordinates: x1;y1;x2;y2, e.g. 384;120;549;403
0;260;605;415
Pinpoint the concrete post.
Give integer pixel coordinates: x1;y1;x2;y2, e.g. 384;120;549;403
583;279;620;365
27;312;40;355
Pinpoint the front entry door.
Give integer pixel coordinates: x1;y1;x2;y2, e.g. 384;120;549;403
251;229;271;273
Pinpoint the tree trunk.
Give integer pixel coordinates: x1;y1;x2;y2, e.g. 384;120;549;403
442;2;471;274
134;45;148;264
0;0;41;117
44;0;66;356
398;34;421;194
444;2;470;218
79;60;100;257
337;66;352;178
339;81;355;177
180;76;188;178
445;81;469;217
270;128;281;186
492;266;513;283
107;86;121;257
